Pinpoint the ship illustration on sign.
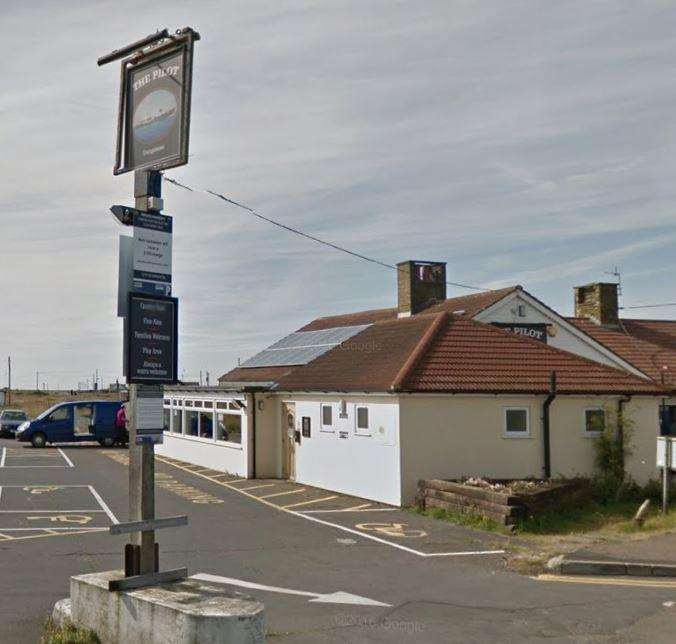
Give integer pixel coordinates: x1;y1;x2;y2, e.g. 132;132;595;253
133;89;178;144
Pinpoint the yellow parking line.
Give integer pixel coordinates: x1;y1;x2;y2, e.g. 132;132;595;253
283;495;338;509
238;483;276;492
259;488;307;500
536;574;676;589
193;468;216;475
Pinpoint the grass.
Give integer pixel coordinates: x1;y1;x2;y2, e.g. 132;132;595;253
411;505;509;534
41;619;99;644
515;500;638;535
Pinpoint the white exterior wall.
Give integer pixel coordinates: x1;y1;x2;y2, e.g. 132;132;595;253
158;392;249;477
289;394;401;506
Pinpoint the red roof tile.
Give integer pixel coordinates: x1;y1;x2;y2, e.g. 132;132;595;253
567;318;676;388
403;318;665;395
218;366;297;384
297;287;518;331
276;315;437;392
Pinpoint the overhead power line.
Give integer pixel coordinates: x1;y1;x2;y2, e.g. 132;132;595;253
163;176;484;291
620;302;676;310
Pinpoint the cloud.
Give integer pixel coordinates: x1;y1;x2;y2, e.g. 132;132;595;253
1;1;676;387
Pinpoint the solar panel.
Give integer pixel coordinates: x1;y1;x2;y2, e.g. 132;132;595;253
240;324;371;368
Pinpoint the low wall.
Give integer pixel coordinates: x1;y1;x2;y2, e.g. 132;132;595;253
417;479;589;526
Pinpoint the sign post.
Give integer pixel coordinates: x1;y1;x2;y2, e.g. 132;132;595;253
99;27;198;590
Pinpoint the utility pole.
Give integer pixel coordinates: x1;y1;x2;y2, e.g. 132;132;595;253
7;356;11;405
36;371;39;393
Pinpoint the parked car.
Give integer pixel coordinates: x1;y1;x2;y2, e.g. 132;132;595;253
0;409;29;437
16;401;125;448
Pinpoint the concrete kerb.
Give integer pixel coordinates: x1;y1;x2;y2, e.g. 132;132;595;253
547;556;676;578
54;571;265;643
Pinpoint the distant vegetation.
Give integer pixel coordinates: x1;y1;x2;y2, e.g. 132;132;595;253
4;390;124;420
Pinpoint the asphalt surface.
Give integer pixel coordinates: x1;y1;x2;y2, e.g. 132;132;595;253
1;437;675;643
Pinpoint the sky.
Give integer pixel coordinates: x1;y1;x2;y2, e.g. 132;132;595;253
1;1;676;389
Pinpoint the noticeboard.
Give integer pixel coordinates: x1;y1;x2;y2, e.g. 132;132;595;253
132;211;172;296
126;293;178;384
114;30;197;175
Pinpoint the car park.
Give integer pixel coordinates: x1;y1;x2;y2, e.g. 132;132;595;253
0;409;29;437
15;401;125;448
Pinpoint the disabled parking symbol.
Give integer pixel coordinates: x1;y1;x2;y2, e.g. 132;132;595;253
355;522;427;538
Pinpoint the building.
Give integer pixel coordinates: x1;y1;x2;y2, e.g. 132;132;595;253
158;261;675;506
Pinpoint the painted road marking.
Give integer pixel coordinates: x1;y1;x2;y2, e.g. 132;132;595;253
58;448;74;468
300;507;398;514
154;455;505;559
88;485;119;524
259;488;307;500
238;483;276;492
536;574;676;589
0;485;118;536
27;515;93;525
0;448;5;467
282;495;339;510
22;485;63;495
192;573;391;607
355;522;427;538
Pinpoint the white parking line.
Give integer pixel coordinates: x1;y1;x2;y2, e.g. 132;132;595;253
155;456;505;559
300;508;398;514
88;486;119;524
58;449;74;468
0;448;5;467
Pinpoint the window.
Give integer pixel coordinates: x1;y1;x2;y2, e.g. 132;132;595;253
199;412;213;439
204;401;213;408
171;408;183;434
49;406;71;422
216;401;229;410
185;410;199;436
163;408;171;432
517;304;526;317
216;413;242;444
321;404;333;430
584;408;605;435
355;406;370;435
504;408;529;437
302;416;311;438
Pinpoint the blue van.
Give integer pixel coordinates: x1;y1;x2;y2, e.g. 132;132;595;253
16;401;125;448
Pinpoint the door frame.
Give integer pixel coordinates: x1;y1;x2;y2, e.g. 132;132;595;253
281;402;296;480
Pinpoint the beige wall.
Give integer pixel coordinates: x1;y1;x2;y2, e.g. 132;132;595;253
252;392;281;478
399;394;663;504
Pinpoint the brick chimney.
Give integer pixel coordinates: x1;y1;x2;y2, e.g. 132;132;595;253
397;260;447;317
574;282;619;326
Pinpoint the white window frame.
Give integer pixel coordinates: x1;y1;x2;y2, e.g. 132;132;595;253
320;404;334;432
583;407;606;437
354;405;371;437
503;407;530;438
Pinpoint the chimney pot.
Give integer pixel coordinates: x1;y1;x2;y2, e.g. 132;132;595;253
574;282;619;325
397;260;447;316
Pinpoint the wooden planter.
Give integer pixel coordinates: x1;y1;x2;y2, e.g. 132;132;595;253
417;479;589;526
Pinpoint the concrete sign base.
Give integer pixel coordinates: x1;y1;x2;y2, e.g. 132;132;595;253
54;571;265;643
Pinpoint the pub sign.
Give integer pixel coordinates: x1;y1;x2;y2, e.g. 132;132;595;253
114;29;198;175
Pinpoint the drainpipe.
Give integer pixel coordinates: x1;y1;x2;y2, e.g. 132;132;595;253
617;395;631;480
542;371;557;479
250;392;257;479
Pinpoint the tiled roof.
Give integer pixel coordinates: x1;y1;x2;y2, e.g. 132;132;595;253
275;315;437;392
566;317;676;388
218;366;297;384
297;286;518;331
404;318;664;395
